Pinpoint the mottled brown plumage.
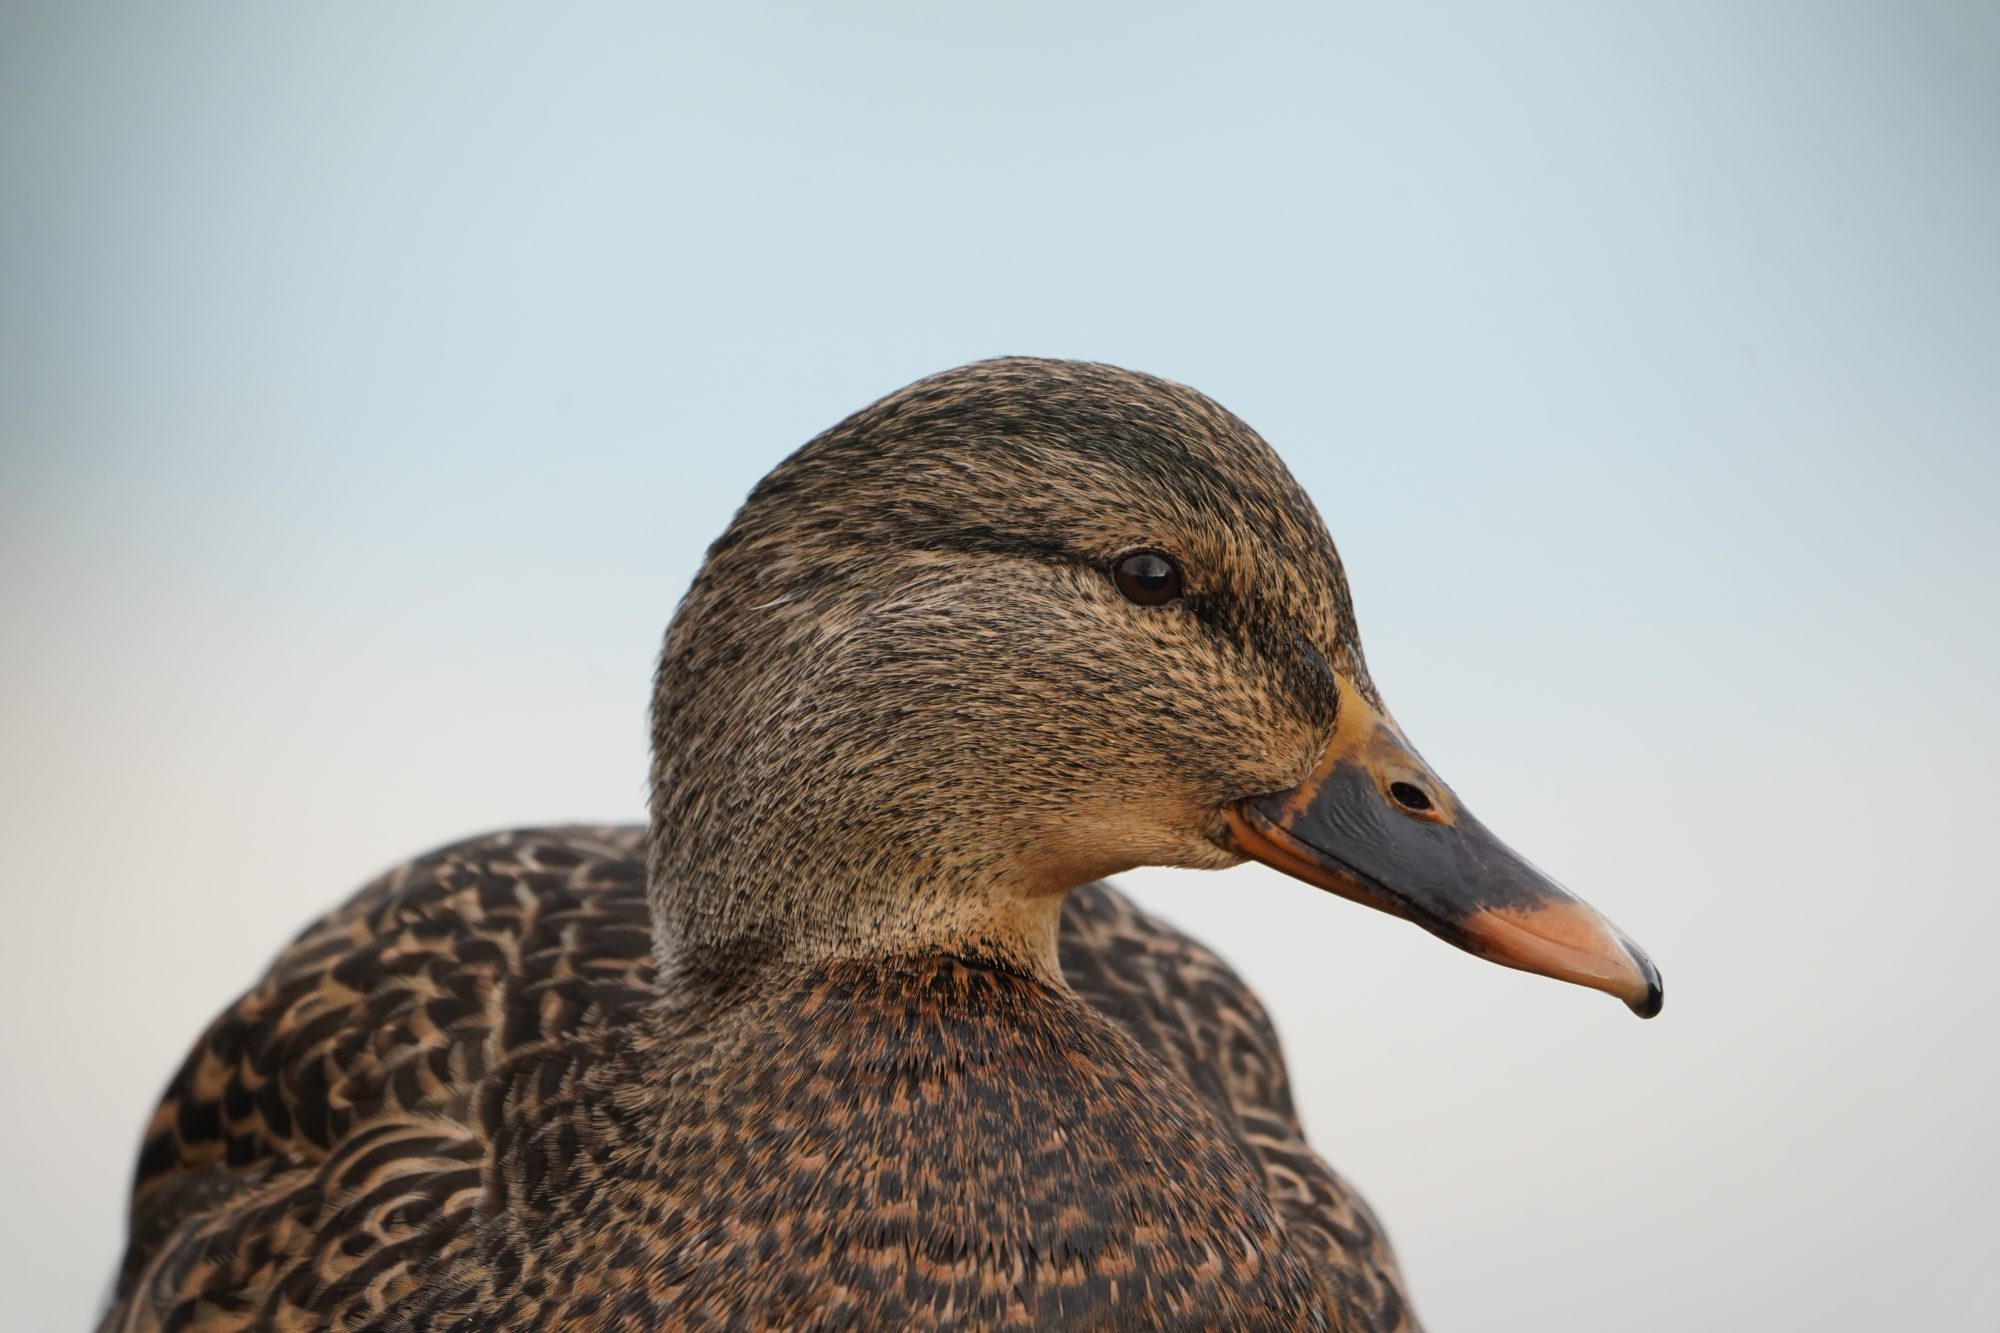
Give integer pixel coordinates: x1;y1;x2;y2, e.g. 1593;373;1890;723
104;359;1425;1330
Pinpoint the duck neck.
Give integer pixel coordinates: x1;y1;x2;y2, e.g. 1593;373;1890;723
645;807;1070;995
645;630;1079;993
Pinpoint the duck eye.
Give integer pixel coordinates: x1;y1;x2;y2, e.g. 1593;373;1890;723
1112;551;1183;606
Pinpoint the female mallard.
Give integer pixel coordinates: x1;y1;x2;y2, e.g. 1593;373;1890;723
104;358;1660;1332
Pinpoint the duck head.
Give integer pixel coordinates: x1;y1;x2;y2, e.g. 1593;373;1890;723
650;358;1660;1017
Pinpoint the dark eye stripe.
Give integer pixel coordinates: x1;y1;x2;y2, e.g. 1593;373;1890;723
1112;551;1184;606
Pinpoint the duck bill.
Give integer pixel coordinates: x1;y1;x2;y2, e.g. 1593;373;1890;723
1224;678;1663;1018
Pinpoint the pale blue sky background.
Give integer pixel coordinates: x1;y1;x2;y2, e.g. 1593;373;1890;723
3;4;1997;1329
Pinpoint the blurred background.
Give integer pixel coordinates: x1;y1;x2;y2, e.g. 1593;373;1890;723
4;3;1996;1329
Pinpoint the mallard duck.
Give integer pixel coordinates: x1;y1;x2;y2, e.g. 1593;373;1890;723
102;358;1660;1332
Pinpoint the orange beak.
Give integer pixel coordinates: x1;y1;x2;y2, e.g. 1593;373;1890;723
1224;677;1662;1018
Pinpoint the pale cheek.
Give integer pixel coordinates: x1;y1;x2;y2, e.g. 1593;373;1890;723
1192;700;1324;799
1163;647;1328;796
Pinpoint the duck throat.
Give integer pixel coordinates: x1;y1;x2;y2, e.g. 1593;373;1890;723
644;795;1070;993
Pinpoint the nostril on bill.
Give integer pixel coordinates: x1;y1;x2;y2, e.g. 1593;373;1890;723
1387;781;1434;814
